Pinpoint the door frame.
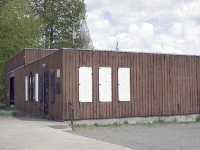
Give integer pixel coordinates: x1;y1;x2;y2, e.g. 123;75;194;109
10;77;15;105
44;71;49;114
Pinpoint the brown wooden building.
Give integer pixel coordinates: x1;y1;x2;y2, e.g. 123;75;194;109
5;48;200;120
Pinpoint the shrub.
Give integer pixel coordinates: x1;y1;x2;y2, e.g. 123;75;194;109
0;109;25;117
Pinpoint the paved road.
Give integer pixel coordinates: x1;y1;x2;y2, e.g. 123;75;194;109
74;123;200;150
0;117;130;150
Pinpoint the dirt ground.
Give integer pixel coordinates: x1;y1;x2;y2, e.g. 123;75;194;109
1;116;200;150
0;117;129;150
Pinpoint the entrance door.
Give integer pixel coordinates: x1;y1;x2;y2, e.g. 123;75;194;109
44;71;49;114
10;77;14;105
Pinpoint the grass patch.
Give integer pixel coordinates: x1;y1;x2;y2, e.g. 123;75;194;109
74;124;89;128
38;113;54;120
73;117;200;131
153;118;166;124
73;116;200;131
171;118;177;123
113;121;123;127
73;124;91;131
73;121;129;131
0;103;6;109
152;118;179;125
0;109;26;117
196;116;200;122
0;107;54;120
124;120;129;125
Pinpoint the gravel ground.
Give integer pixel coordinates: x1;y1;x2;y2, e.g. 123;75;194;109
73;123;200;150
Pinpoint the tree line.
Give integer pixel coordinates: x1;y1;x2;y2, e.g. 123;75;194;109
0;0;89;103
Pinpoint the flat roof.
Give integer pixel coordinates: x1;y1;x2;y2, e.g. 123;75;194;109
62;48;200;57
6;47;200;64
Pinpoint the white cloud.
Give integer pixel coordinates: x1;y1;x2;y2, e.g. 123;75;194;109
85;0;200;55
93;20;110;29
141;23;154;37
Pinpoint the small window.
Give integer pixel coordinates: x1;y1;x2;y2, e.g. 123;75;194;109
26;73;39;102
28;75;33;101
118;68;130;101
79;67;92;102
99;67;112;102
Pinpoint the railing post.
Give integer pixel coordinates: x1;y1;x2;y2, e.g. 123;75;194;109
68;102;74;130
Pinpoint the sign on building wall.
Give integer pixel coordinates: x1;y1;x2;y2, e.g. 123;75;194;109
99;67;112;102
118;68;130;101
57;69;60;78
79;67;92;102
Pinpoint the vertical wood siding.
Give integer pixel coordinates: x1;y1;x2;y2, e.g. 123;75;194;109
6;49;57;73
6;50;25;73
63;50;200;120
6;50;63;120
25;49;57;64
6;49;200;120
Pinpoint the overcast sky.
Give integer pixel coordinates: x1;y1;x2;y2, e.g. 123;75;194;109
84;0;200;55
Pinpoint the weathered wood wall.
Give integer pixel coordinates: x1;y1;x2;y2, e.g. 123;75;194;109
25;49;57;64
6;48;200;121
6;49;63;120
63;49;200;120
6;50;25;73
6;49;57;73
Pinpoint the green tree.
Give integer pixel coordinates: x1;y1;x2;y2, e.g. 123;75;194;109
76;32;94;49
0;0;91;103
31;0;88;49
0;0;42;103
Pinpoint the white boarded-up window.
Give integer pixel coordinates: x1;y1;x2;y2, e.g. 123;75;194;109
35;74;39;102
25;76;28;101
118;68;130;101
99;67;112;102
57;69;60;78
79;67;92;102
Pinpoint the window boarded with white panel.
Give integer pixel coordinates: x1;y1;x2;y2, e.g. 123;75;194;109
35;74;39;102
99;67;112;102
118;68;130;101
25;76;28;101
79;67;92;102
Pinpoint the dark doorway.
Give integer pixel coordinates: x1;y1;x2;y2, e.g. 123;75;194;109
10;77;14;105
44;71;49;114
